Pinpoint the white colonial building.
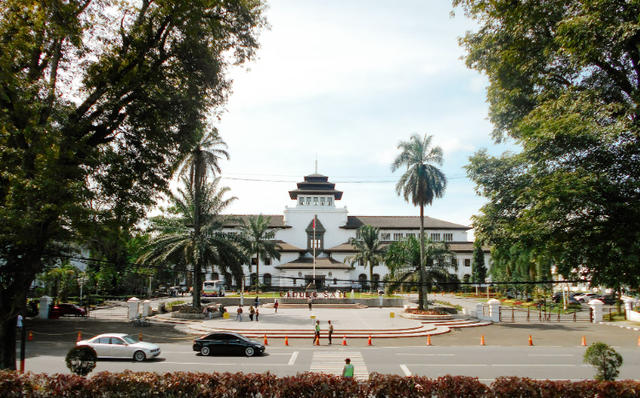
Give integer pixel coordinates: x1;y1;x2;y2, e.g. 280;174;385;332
209;173;490;290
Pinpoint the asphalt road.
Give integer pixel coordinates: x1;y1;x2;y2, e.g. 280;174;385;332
19;318;640;381
20;341;640;382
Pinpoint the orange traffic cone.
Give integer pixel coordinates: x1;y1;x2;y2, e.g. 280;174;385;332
284;336;289;346
427;335;432;346
528;335;533;346
315;336;320;346
581;336;586;346
77;331;82;342
264;335;269;345
342;335;347;346
367;335;372;346
480;335;485;346
28;331;33;341
637;336;640;347
139;333;143;341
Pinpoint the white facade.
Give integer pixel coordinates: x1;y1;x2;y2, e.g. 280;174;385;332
209;173;490;290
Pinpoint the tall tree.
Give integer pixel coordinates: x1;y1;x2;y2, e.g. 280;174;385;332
457;0;640;292
0;0;265;369
385;235;458;297
344;225;385;293
471;242;487;295
391;134;447;310
238;215;282;292
175;129;230;301
138;177;248;309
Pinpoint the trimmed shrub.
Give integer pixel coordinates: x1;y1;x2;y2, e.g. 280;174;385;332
65;346;97;377
584;342;624;381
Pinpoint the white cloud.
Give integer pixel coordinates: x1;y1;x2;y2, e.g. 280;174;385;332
186;1;502;229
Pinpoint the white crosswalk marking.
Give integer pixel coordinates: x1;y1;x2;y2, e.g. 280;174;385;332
310;351;369;381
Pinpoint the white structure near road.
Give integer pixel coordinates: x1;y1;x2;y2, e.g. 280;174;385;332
211;173;490;290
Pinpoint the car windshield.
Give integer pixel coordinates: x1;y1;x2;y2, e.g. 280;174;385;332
122;335;138;344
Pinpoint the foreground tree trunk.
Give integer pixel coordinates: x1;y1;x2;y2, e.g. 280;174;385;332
419;205;428;311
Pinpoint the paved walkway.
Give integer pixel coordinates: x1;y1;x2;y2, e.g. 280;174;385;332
83;293;640;341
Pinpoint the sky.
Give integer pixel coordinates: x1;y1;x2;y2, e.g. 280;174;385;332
204;0;513;230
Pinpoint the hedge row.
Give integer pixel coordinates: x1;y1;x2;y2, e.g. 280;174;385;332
1;371;639;398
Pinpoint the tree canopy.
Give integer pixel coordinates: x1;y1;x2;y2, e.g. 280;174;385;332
344;225;385;292
0;0;266;369
391;133;447;310
385;235;458;296
238;214;282;292
456;0;640;288
139;177;248;308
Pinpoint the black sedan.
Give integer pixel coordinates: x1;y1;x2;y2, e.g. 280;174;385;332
193;332;265;357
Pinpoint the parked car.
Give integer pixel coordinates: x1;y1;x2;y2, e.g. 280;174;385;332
55;303;86;317
193;332;265;357
551;293;581;304
598;294;618;305
77;333;161;362
575;293;599;303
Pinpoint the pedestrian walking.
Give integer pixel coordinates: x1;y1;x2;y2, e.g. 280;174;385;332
254;296;259;307
274;300;279;313
16;314;22;332
249;305;255;321
314;320;320;345
328;320;333;345
342;358;354;378
308;297;313;311
236;306;243;321
255;308;259;322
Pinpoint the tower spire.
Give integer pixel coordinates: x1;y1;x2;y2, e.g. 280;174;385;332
315;154;318;173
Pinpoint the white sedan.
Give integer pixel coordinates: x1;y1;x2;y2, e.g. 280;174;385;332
77;333;161;362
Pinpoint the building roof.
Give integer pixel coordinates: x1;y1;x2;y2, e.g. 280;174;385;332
275;256;353;270
221;215;291;229
273;240;304;252
341;216;470;230
325;241;490;253
288;174;343;200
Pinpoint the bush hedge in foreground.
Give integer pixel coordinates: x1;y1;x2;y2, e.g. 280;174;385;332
1;371;639;398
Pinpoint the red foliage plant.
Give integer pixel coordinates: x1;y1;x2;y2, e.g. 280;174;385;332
1;371;640;397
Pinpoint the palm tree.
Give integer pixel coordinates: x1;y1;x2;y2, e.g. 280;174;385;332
138;177;247;308
344;225;385;292
173;129;230;304
238;215;282;292
385;235;458;299
391;133;447;310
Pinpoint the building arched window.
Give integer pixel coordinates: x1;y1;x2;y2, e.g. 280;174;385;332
263;273;272;287
372;274;380;290
224;273;232;289
358;274;368;291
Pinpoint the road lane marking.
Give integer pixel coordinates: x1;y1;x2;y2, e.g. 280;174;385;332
310;351;368;381
396;353;454;356
528;354;574;357
410;364;487;367
400;365;411;376
288;351;299;366
162;362;290;367
492;364;575;367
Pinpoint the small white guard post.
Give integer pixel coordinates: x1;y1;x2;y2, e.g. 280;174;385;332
588;299;604;323
127;297;140;321
488;298;501;323
39;296;52;319
142;300;151;317
624;298;635;318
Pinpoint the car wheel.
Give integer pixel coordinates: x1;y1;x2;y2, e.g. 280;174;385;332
245;347;255;357
133;351;146;362
201;346;211;356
